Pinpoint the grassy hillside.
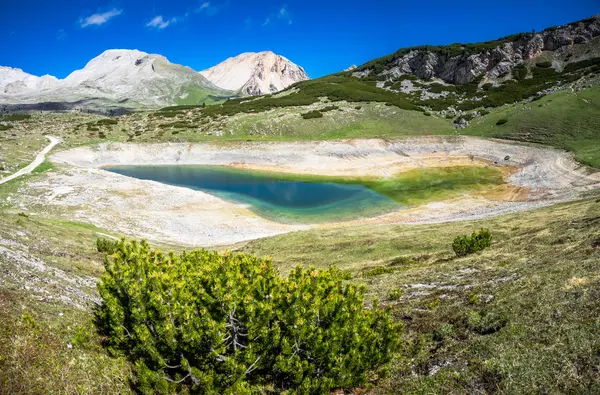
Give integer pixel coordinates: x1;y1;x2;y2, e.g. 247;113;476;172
465;86;600;167
239;198;600;393
2;190;600;393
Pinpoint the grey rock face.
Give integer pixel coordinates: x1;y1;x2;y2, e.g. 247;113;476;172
371;15;600;84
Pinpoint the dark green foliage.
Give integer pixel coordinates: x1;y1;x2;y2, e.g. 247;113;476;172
461;113;475;121
192;74;420;119
319;105;340;112
563;57;600;73
96;118;119;126
0;124;14;131
452;229;492;257
0;114;31;121
97;239;401;394
481;83;493;91
496;118;508;125
96;238;117;254
536;61;553;68
513;64;528;81
158;121;196;129
301;110;324;119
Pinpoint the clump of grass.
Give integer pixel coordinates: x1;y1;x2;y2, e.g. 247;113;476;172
362;266;394;277
496;118;508;125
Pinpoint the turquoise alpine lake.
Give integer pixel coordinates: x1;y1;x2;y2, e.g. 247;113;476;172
105;165;400;224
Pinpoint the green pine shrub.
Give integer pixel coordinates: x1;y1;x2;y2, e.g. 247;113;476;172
96;238;117;254
496;118;508;125
301;110;324;119
96;239;401;394
452;229;492;257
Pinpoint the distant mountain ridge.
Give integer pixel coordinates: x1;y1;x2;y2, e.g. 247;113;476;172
0;49;308;108
199;51;309;96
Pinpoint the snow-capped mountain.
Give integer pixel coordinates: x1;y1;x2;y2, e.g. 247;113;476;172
0;67;59;95
200;51;309;96
0;49;232;108
0;49;309;109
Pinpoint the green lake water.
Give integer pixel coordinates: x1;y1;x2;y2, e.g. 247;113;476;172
105;165;401;223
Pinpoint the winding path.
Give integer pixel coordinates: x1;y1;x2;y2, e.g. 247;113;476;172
0;136;61;186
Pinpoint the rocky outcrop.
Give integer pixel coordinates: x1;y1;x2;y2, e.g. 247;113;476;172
200;51;309;96
371;14;600;84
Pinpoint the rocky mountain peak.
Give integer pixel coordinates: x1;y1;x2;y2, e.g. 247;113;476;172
200;51;309;96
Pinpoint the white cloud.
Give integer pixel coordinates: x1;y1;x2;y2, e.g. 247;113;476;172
79;8;122;28
196;2;210;12
262;4;292;27
146;15;177;29
195;1;220;16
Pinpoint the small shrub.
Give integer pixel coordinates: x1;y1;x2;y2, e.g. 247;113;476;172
96;238;117;254
496;118;508;125
536;61;553;68
301;110;324;119
320;105;339;112
0;124;14;131
452;229;492;257
468;291;480;305
97;239;401;394
428;297;440;310
424;111;432;116
96;118;119;126
389;289;403;300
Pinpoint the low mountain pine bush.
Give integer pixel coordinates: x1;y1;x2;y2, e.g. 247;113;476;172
97;239;401;394
452;229;492;257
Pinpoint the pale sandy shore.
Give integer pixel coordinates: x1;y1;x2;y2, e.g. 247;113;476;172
11;136;600;246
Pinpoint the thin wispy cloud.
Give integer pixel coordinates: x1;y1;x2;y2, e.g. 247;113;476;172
146;15;177;29
79;8;122;28
56;29;67;40
262;4;292;27
195;1;221;16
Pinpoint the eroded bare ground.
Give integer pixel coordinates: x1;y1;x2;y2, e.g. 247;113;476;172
10;136;600;246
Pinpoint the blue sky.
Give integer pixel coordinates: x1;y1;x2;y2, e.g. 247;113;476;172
1;0;599;79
